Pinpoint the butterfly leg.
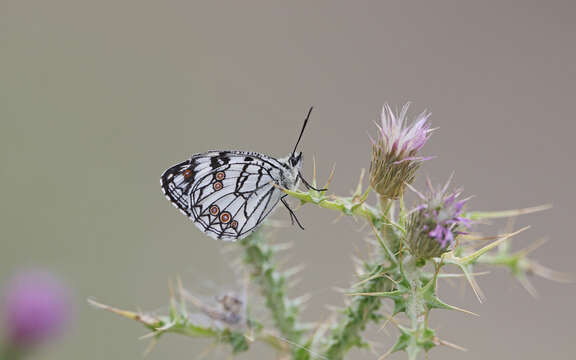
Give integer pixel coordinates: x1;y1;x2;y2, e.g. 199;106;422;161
281;195;305;230
298;173;327;192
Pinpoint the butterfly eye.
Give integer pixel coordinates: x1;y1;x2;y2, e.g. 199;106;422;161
220;212;232;223
209;205;220;215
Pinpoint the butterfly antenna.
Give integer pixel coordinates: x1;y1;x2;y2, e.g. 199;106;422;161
291;106;314;157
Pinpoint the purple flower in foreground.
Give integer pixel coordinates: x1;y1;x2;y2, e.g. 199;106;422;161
406;177;471;259
2;270;71;348
370;103;433;200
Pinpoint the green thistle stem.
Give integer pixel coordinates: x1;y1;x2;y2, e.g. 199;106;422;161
378;195;393;216
319;194;400;360
87;298;259;354
239;230;305;357
404;258;428;360
282;189;381;225
323;265;395;360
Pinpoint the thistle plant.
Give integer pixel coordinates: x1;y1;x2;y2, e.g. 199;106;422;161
1;270;71;360
91;103;568;359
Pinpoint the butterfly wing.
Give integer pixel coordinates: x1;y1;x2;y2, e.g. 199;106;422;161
161;151;286;241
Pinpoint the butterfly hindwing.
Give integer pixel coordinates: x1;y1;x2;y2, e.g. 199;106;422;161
161;151;287;241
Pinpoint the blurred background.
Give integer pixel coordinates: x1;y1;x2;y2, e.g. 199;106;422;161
1;1;575;359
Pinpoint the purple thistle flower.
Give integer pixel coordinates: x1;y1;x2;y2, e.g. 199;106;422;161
2;270;71;348
406;177;471;259
370;103;434;200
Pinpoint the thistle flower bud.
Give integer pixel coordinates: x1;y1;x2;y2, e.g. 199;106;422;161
370;103;433;200
2;270;71;348
406;178;471;259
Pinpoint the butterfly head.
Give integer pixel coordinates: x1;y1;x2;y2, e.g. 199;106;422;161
289;151;303;169
279;152;303;190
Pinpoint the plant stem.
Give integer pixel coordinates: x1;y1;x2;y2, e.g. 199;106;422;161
379;195;393;216
404;257;428;360
321;198;400;360
323;264;395;360
240;229;305;357
283;189;381;225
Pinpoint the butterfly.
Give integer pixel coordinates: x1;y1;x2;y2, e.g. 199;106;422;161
160;107;324;241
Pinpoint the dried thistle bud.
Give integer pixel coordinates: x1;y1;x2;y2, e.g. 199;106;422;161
216;292;243;320
195;292;245;326
406;178;471;259
369;103;433;200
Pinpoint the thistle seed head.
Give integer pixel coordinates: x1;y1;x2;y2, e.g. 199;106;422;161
370;103;433;199
406;177;471;259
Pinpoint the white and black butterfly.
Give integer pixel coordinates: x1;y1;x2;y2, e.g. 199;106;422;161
161;108;323;241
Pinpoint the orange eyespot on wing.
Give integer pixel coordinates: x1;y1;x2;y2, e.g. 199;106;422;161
215;171;226;180
220;212;231;223
209;205;220;216
213;181;223;191
230;220;238;229
183;169;193;179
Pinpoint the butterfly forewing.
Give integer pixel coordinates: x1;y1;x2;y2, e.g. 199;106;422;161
161;151;288;241
160;159;195;216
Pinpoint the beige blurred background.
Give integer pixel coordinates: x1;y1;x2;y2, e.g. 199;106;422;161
1;1;575;359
